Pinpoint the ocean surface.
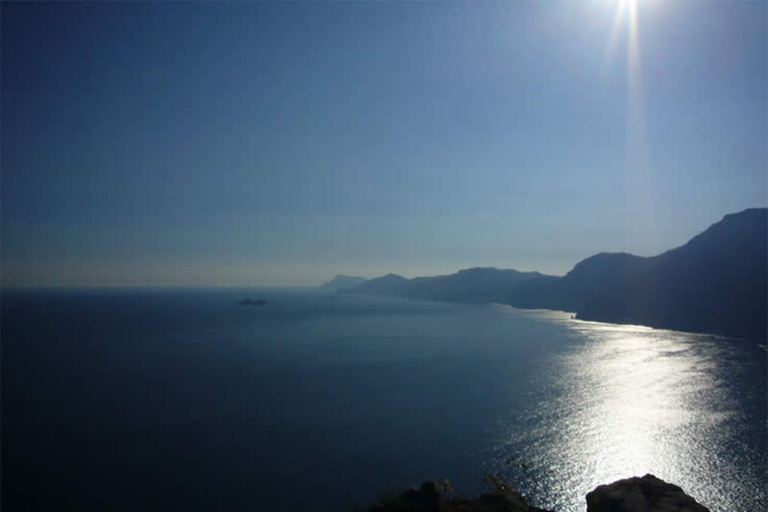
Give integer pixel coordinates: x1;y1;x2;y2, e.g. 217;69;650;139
3;288;766;512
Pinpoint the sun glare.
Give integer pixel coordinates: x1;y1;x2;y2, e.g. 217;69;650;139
601;0;647;205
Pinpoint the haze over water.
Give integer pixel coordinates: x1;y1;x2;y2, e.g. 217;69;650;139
3;289;765;511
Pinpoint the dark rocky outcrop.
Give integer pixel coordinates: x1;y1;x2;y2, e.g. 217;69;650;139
359;474;710;512
361;477;554;512
586;474;710;512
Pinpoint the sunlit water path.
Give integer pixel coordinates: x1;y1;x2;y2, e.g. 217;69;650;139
3;290;765;511
485;316;766;511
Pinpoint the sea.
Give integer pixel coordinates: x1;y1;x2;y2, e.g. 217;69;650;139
2;288;766;512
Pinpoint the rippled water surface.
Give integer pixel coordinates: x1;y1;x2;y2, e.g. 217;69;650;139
3;289;765;511
485;316;766;511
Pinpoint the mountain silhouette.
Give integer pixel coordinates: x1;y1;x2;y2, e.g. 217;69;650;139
341;268;552;304
403;267;551;304
330;208;767;340
510;252;649;313
342;273;409;295
576;208;766;339
319;275;368;292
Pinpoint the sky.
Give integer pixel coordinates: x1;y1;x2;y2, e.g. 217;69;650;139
2;1;765;288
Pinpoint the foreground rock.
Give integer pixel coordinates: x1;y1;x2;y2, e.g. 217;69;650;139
362;477;554;512
586;474;710;512
360;474;710;512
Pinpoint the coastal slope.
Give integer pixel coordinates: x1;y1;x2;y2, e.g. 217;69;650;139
577;208;767;339
509;252;650;313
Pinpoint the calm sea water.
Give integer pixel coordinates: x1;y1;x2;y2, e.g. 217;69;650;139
3;289;765;511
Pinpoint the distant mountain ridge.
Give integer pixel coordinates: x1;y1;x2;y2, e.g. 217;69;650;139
345;273;409;296
404;267;551;304
326;208;767;340
336;267;553;304
319;275;368;292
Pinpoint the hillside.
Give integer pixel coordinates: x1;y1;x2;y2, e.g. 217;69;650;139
577;208;767;339
510;252;650;313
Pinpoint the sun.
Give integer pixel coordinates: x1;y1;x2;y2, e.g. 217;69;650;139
611;0;656;26
600;0;648;180
603;0;642;83
617;0;650;11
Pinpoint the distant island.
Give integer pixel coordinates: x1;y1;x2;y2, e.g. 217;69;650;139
323;208;767;340
238;298;266;306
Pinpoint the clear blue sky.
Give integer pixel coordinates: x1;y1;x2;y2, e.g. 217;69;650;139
2;1;765;287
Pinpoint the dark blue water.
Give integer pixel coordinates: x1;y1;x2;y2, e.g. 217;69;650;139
3;289;765;511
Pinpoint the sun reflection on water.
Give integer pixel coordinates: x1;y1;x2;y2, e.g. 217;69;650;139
487;319;766;512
